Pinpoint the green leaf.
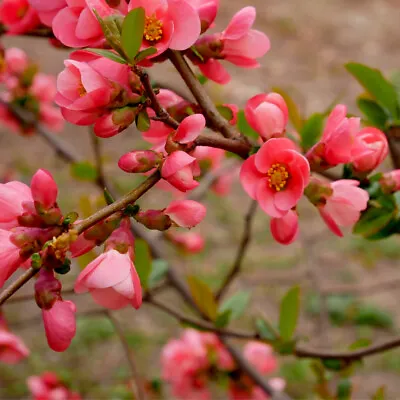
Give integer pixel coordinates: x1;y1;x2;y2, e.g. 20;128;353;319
136;109;151;132
391;70;400;107
300;113;324;151
85;48;127;64
272;87;303;131
349;338;371;350
148;259;168;288
122;7;145;61
196;74;208;85
135;47;157;63
103;188;115;205
346;63;399;118
255;318;278;342
357;98;388;130
216;105;234;122
187;275;218;321
322;358;345;371
337;378;352;400
134;239;152;289
354;304;393;328
353;207;395;237
237;110;259;139
215;310;232;328
219;290;251;321
70;162;98;182
92;10;123;54
279;286;301;341
372;386;386;400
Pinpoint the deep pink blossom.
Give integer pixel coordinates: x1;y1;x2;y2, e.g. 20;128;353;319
94;107;137;138
240;138;310;217
0;328;29;364
165;200;207;228
0;0;40;35
270;209;299;245
28;0;67;26
128;0;201;56
352;127;389;172
118;150;163;173
318;180;369;237
245;93;288;140
42;299;76;352
162;151;201;192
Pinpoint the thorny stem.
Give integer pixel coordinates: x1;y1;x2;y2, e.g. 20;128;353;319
216;200;258;301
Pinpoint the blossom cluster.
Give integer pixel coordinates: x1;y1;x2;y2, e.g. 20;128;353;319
162;329;285;400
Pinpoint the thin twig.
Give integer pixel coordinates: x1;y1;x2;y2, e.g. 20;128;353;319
167;50;241;140
216;200;258;301
195;133;251;159
105;311;147;400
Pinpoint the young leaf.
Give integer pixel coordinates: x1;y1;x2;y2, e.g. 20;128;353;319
336;378;352;400
353;207;394;237
279;286;301;341
219;290;251;321
348;338;371;350
148;259;169;288
215;310;232;328
300;113;324;151
136;109;151;132
255;318;278;342
187;276;218;321
70;162;98;182
122;7;145;61
135;47;157;63
357;98;388;130
85;48;127;64
346;63;399;118
134;239;152;289
272;86;303;131
237;110;259;139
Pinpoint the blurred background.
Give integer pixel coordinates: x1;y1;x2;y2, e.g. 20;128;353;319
1;0;400;398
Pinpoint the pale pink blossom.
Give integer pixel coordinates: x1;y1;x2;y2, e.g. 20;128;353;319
352;127;389;172
161;151;201;192
4;48;29;75
42;299;76;352
270;209;299;245
240;138;310;218
165;200;207;228
128;0;202;56
244;342;278;375
245;93;289;140
0;181;32;229
0;0;40;34
0;328;29;364
30;169;58;210
319;180;369;237
167;231;205;253
31;73;58;102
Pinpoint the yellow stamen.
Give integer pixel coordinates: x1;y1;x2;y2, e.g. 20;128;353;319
144;14;163;43
267;163;289;192
78;84;86;97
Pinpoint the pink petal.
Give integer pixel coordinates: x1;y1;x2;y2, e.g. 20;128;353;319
223;6;255;40
198;59;231;84
239;155;264;199
174;114;206;144
256;179;286;218
90;287;131;309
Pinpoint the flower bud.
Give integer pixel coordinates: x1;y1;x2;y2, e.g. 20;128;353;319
118;150;163;173
30;169;58;210
94;107;137;138
380;170;400;193
134;210;172;231
34;269;62;310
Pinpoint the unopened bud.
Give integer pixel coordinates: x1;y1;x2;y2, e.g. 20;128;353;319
34;269;61;310
118;150;163;173
134;210;172;231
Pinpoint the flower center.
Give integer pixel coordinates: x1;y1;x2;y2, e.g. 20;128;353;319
17;6;28;18
78;84;86;97
144;14;163;43
267;163;289;191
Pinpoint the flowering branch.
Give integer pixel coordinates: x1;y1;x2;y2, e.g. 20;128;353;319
216;200;258;300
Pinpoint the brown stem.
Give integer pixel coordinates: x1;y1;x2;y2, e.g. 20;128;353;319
195;134;251;159
216;200;258;301
167;50;240;139
0;26;54;38
106;311;148;400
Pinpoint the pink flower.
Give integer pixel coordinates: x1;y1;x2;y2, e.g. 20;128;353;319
352;127;389;172
42;299;76;352
30;169;58;210
192;0;219;32
28;0;67;26
319;180;369;237
4;48;29;75
0;181;32;229
55;58;116;125
0;329;29;364
128;0;201;56
270;209;299;245
0;229;25;288
380;170;400;193
240;138;310;218
31;73;58;103
94;107;137;138
244;342;278;375
306;105;370;169
167;231;205;253
245;93;289;140
69;232;96;258
165;200;207;228
172;114;206;144
52;0;115;48
118;150;163;173
74;249;142;309
39;104;65;133
162;151;201;192
0;0;40;34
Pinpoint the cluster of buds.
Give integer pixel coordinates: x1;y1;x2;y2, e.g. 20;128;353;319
162;329;285;400
0;47;63;135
